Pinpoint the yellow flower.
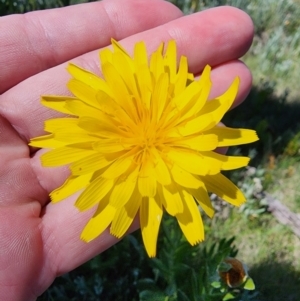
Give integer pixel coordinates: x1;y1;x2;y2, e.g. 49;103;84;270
30;39;258;257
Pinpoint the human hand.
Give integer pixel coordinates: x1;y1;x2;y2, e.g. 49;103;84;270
0;0;254;300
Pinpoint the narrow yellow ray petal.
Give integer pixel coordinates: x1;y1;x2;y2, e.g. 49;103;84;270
41;147;96;166
64;99;101;119
164;40;177;83
202;173;246;206
41;96;75;115
29;134;66;148
77;116;121;137
44;118;78;133
153;155;172;186
109;166;139;208
93;140;130;153
199;77;240;131
138;174;157;198
177;112;214;136
202;151;250;171
177;134;218;151
99;48;113;65
138;160;157;197
194;65;212;114
151;73;169;123
188;187;214;218
112;51;138;97
173;80;201;112
136;66;152;110
54;132;96;144
149;44;164;82
160;183;183;216
167;148;213;176
75;177;114;211
101;156;132;179
102;62;138;120
67;79;100;109
111;39;130;57
170;164;202;189
67;63;111;95
50;173;93;202
81;197;116;242
134;41;148;68
140;196;163;257
110;187;141;238
206;127;259;147
70;153;114;175
173;56;188;96
176;190;204;245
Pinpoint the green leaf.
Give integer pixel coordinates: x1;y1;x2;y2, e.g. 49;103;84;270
243;277;255;290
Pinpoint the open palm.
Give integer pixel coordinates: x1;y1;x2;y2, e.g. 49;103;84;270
0;1;254;300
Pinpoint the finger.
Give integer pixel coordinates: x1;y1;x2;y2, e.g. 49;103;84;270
0;0;182;94
0;6;254;142
40;194;139;276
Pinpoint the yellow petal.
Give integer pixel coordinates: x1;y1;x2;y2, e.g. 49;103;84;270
140;196;163;257
101;156;132;179
187;186;214;218
160;183;183;216
177;134;218;151
206;127;259;147
70;153;114;175
50;173;93;202
168;148;215;176
202;173;246;206
138;173;157;198
109;166;139;208
112;51;138;98
41;147;96;166
81;196;116;242
102;62;136;120
170;164;202;189
173;55;189;96
134;41;148;68
152;149;171;186
111;39;130;57
110;186;141;238
199;77;240;131
67;79;100;109
44;118;78;133
53;129;98;144
75;176;114;211
29;134;66;148
151;73;169;123
149;44;164;83
164;40;177;83
202;151;250;171
176;190;204;245
177;112;214;136
92;139;129;153
67;63;111;95
64;99;101;119
41;96;75;115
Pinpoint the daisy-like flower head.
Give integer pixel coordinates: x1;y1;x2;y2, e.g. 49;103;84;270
30;39;258;257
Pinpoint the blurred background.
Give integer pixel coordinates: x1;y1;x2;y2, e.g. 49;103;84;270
1;0;300;300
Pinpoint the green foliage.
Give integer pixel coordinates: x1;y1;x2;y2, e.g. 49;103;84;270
38;217;257;301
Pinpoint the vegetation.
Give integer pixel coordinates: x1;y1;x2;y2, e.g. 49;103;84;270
1;0;300;300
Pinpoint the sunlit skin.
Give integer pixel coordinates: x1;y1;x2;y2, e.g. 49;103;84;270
0;0;254;300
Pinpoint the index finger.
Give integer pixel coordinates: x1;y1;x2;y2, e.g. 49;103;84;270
0;0;182;94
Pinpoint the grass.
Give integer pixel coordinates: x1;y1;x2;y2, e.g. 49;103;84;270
2;0;300;300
